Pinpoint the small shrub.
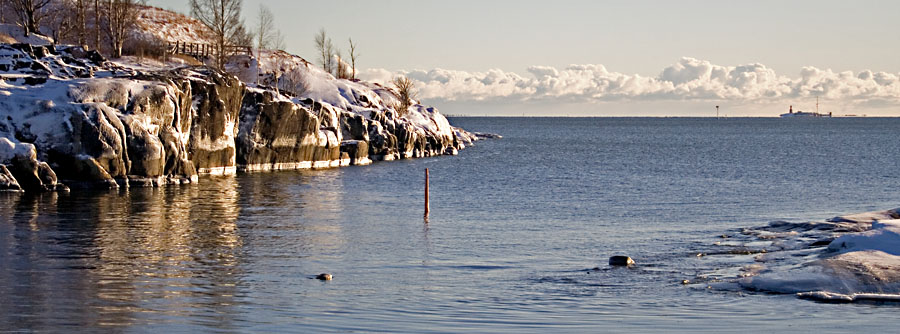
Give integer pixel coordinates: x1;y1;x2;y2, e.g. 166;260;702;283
391;76;417;116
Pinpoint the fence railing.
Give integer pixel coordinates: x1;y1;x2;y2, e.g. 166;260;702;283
166;42;252;59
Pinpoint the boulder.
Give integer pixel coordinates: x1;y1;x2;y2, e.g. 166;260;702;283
236;90;327;171
0;165;22;191
340;140;370;166
188;69;243;174
609;255;635;266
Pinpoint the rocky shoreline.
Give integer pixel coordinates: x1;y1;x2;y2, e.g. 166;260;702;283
0;43;481;192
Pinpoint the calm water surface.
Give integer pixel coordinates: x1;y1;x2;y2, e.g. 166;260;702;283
2;117;899;332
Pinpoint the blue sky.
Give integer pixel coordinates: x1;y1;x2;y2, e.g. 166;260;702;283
150;0;900;116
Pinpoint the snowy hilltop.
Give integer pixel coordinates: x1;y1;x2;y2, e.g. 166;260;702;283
0;33;479;192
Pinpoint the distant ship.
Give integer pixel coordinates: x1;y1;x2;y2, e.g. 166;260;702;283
780;97;831;118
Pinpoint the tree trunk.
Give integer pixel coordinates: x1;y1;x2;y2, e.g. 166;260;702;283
94;0;100;52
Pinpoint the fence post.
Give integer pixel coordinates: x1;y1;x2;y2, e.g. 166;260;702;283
424;168;430;222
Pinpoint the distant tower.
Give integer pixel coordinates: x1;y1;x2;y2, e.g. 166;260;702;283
789;105;793;114
716;105;719;119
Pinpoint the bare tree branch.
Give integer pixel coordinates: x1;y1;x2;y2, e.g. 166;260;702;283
314;28;334;74
9;0;53;36
348;37;359;80
189;0;247;70
101;0;143;58
391;76;417;116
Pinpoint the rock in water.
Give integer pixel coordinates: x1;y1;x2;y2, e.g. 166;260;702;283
0;165;22;191
609;255;635;266
316;273;333;281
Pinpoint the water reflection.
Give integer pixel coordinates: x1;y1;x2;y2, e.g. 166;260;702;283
0;177;243;331
236;170;346;260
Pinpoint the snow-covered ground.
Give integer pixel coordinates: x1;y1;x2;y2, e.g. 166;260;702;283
133;5;213;45
0;24;54;45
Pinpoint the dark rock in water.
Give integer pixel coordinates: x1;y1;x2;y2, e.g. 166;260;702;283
809;239;834;247
6;154;62;192
36;161;58;188
473;132;502;139
609;255;635;266
340;140;369;166
316;273;332;281
23;76;47;85
0;165;22;191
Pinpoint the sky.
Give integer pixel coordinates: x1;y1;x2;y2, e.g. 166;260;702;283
150;0;900;116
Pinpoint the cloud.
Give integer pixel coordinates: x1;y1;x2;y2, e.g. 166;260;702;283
359;57;900;104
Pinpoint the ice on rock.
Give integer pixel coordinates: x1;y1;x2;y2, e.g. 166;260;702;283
718;210;900;302
827;220;900;255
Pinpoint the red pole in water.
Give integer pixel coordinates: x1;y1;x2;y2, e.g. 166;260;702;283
424;168;430;222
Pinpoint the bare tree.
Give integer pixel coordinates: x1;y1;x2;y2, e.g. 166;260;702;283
282;67;307;96
74;0;87;46
253;4;283;84
334;50;351;79
254;4;283;51
314;28;334;74
190;0;247;70
277;55;307;97
42;0;76;43
1;1;14;24
9;0;53;36
101;0;142;58
348;37;359;80
93;0;100;51
391;76;417;115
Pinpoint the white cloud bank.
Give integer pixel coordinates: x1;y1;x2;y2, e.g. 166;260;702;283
360;57;900;105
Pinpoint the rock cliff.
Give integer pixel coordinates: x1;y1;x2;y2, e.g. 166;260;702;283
0;43;478;192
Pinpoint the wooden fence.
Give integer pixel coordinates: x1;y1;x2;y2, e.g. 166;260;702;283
166;42;252;59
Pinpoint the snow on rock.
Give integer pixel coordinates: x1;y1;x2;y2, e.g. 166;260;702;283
0;44;222;189
229;49;477;165
798;291;900;303
827;219;900;255
1;37;482;191
0;4;483;191
827;208;900;224
0;137;35;161
713;208;900;302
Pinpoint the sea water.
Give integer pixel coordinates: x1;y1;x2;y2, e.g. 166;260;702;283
1;117;899;332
